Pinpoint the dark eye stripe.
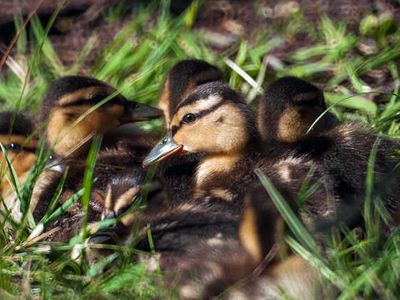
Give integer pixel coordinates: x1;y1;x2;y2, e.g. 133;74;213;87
172;100;224;137
3;144;36;153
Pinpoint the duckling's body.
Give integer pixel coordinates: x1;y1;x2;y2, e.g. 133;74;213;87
157;60;224;203
87;172;325;299
85;176;254;298
258;77;400;226
31;76;162;240
235;184;328;300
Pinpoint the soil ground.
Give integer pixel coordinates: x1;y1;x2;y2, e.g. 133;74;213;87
0;0;399;85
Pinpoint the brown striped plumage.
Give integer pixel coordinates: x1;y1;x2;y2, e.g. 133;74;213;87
31;76;162;241
0;111;37;221
157;60;224;204
258;76;400;227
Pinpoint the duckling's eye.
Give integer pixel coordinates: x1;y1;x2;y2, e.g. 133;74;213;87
5;143;22;152
127;102;138;110
182;113;196;124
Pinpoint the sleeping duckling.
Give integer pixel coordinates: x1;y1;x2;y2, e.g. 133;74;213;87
0;111;37;221
144;82;332;217
158;60;224;204
258;77;400;226
30;76;162;238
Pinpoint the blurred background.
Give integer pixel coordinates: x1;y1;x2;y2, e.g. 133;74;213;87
1;0;400;132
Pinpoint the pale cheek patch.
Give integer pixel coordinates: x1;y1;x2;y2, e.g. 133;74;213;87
277;108;304;142
215;104;248;152
17;152;36;172
174;119;214;153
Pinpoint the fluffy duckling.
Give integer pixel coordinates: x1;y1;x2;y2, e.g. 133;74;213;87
0;111;37;197
39;168;149;243
157;60;224;204
258;77;400;226
86;177;326;299
38;75;161;161
258;76;337;143
30;76;162;238
87;173;240;251
144;82;332;218
85;174;253;299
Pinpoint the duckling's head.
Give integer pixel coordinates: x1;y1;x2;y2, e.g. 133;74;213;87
92;177;142;224
159;60;223;127
39;76;162;158
258;77;337;143
144;82;258;166
0;111;37;194
86;174;166;249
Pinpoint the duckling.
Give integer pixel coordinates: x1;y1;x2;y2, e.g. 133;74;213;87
87;174;240;252
40;168;149;243
86;175;326;299
157;60;224;203
258;77;400;226
30;76;162;239
0;111;37;221
38;75;161;161
144;81;333;218
258;76;337;143
85;174;253;299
